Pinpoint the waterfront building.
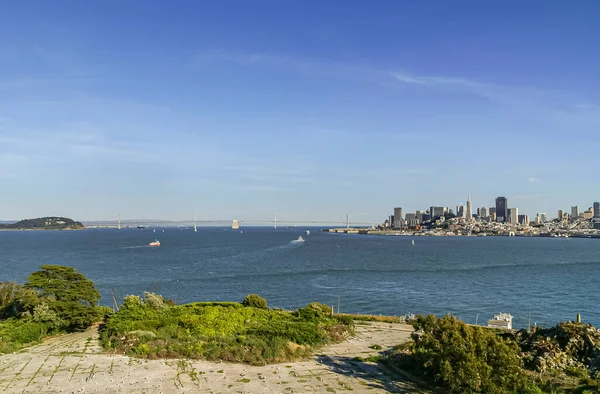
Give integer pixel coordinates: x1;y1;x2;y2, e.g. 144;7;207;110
456;204;465;218
488;313;513;330
479;207;489;218
508;208;519;224
405;213;418;225
495;197;508;223
518;214;530;225
571;206;579;220
393;207;403;228
430;206;445;219
466;195;473;221
594;202;600;219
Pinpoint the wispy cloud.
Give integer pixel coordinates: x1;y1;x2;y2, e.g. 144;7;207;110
196;51;598;117
196;51;390;86
528;177;539;183
352;168;434;178
0;129;156;163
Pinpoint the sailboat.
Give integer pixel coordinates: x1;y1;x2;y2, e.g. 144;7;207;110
411;240;415;246
194;212;197;232
306;230;310;236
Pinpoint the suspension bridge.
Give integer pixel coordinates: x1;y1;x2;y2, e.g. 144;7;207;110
90;214;379;229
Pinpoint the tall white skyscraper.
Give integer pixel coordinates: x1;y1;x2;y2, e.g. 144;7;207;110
466;195;473;221
509;208;518;224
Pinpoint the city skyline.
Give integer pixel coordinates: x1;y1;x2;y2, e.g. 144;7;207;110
388;194;600;225
1;2;599;221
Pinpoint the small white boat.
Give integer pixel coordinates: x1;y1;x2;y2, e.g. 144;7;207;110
297;236;304;242
306;230;310;236
411;240;415;246
149;239;160;247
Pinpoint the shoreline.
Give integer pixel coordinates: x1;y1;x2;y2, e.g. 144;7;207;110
323;228;600;239
0;227;85;231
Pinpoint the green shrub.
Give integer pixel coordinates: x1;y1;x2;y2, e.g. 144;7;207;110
336;315;354;327
0;319;51;353
306;302;332;316
101;293;352;364
409;314;530;394
142;292;169;309
0;282;42;319
242;294;268;309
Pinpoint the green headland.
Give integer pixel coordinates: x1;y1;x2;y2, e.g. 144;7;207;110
0;217;84;230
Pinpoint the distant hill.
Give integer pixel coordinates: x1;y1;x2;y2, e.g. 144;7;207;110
0;217;84;230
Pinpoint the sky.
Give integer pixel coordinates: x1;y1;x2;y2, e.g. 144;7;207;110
1;1;599;223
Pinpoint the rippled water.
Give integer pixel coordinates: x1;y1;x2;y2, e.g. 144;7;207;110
1;227;598;328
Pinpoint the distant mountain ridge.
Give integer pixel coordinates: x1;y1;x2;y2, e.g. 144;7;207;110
0;217;84;230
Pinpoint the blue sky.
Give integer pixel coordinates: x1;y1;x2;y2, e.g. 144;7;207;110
1;1;599;222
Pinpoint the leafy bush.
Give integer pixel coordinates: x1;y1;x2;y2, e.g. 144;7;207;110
408;314;534;394
101;293;352;364
143;292;169;309
0;282;42;319
306;302;333;316
22;303;63;329
242;294;268;309
0;319;52;353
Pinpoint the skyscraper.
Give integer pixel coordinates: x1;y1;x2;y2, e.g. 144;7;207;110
509;208;518;224
495;197;508;223
479;207;489;218
594;202;600;219
571;206;579;220
466;195;473;221
558;210;564;221
457;204;465;218
393;207;403;228
518;214;530;225
430;206;445;219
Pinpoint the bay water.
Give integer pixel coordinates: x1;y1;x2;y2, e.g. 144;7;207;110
1;227;598;328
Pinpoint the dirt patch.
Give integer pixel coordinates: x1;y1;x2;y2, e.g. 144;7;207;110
0;322;428;393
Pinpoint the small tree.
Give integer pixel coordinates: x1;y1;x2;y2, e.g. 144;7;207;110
242;294;268;309
25;265;101;330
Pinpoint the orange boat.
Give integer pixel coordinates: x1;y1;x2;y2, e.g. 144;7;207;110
149;239;160;247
